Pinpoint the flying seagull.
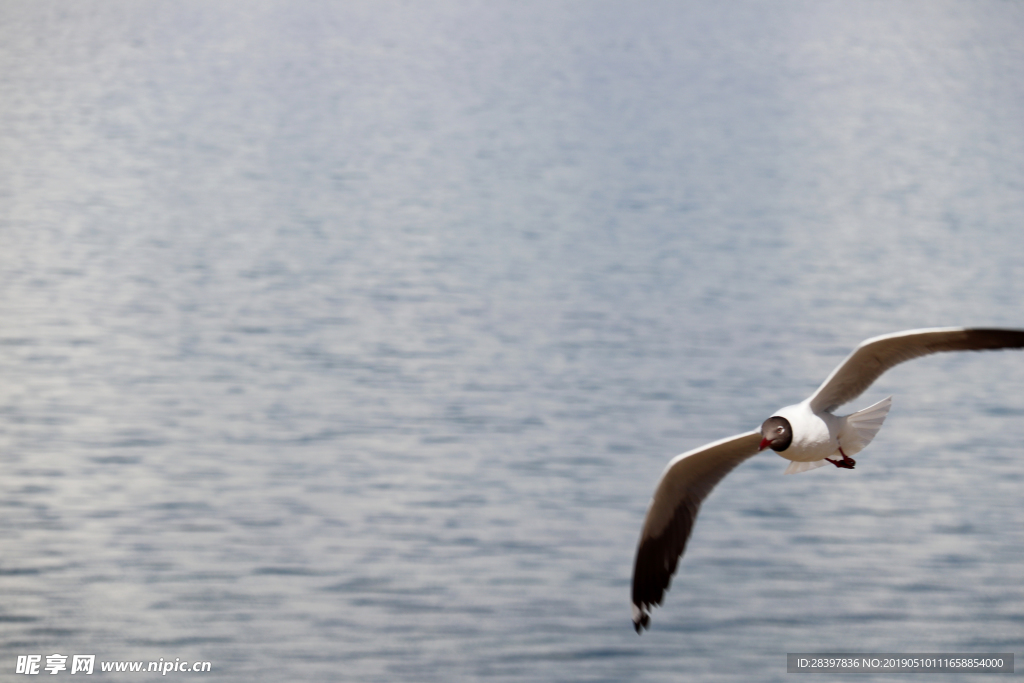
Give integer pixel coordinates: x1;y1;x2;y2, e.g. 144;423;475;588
631;327;1024;633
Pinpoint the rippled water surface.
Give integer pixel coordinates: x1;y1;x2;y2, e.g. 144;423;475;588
1;1;1023;681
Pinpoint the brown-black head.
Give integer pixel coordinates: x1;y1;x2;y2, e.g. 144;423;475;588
759;416;792;452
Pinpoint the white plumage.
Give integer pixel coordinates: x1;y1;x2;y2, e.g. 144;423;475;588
777;395;892;474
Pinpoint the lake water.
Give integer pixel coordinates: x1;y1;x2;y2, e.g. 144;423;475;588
1;1;1022;681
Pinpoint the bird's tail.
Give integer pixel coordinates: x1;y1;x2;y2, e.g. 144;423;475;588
841;395;893;455
783;459;830;475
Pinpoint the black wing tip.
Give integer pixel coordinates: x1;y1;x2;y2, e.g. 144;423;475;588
631;504;698;635
962;328;1024;349
632;607;651;634
863;327;1024;347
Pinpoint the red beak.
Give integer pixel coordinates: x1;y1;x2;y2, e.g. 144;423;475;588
758;438;770;451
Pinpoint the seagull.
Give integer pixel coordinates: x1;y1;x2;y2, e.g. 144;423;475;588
631;327;1024;633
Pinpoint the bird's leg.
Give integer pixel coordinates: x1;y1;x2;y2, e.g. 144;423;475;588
826;447;856;470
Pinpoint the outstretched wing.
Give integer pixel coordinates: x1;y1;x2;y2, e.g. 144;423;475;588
808;327;1024;414
631;430;763;633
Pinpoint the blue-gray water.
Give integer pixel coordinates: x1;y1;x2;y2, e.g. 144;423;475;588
1;1;1023;681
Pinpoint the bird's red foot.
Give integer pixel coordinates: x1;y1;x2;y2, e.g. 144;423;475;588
826;448;856;469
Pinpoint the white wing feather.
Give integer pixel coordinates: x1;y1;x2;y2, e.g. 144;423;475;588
808;327;1024;413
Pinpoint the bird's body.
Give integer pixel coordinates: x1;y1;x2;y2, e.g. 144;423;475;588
631;327;1024;633
770;395;892;472
773;401;840;461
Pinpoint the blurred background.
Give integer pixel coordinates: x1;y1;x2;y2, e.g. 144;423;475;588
1;1;1022;681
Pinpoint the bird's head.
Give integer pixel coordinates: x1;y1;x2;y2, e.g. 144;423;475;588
759;416;792;452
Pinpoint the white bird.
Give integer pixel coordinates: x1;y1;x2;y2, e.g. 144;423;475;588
631;327;1024;633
